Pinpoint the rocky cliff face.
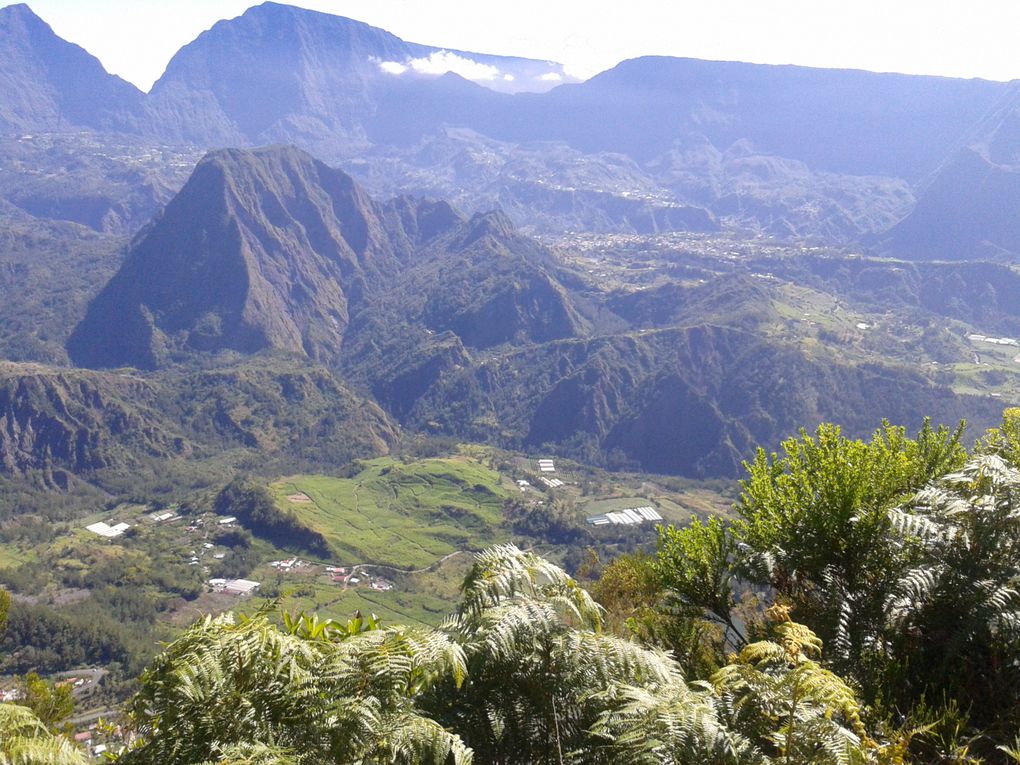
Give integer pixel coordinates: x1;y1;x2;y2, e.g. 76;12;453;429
0;357;399;484
0;362;185;483
66;145;456;369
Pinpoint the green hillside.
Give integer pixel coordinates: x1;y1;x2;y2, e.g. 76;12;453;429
270;457;510;569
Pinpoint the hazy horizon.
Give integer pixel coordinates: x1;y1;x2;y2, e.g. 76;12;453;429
3;0;1019;93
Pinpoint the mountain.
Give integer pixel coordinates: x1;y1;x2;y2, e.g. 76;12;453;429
400;322;1004;478
751;254;1020;335
0;361;186;486
0;3;144;133
0;355;398;485
66;145;584;371
5;3;1016;240
144;1;573;149
879;85;1020;261
64;145;1012;478
66;145;463;369
502;57;1008;180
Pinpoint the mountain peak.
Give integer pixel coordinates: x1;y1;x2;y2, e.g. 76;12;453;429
0;2;67;43
67;146;411;369
0;3;42;23
0;1;144;132
240;1;378;29
459;210;517;248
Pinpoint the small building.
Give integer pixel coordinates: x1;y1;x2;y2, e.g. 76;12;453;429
586;505;663;527
217;516;237;526
86;521;130;538
222;578;260;596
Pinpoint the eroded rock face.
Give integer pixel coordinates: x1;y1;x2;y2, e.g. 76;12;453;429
0;357;401;484
0;363;184;478
66;145;456;370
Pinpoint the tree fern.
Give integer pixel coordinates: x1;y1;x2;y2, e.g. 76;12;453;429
0;703;88;765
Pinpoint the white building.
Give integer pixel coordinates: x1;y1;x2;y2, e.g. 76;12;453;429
86;521;130;538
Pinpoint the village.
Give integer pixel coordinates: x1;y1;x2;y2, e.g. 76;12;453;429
0;449;725;760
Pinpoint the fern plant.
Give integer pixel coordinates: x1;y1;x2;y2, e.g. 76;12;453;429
118;612;471;765
881;454;1020;740
712;610;870;765
0;703;89;765
114;545;884;765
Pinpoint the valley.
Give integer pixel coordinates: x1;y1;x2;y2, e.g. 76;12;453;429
0;446;728;673
2;1;1020;758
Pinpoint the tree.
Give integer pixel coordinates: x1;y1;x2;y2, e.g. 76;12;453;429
589;550;663;641
118;611;471;765
0;588;8;635
654;516;745;674
880;454;1020;743
0;586;88;765
17;672;74;731
733;420;965;685
979;407;1020;467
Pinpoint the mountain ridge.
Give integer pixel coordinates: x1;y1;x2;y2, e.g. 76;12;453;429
4;2;1018;241
0;2;145;133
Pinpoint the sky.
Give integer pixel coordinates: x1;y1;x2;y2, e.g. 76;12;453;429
5;0;1020;92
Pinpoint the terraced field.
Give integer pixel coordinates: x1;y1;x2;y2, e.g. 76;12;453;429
270;457;510;569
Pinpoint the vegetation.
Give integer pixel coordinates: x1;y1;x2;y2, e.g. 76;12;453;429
216;479;331;558
0;586;89;765
111;545;886;765
268;458;509;569
8;18;1020;763
0;704;87;765
6;413;1020;762
599;414;1020;763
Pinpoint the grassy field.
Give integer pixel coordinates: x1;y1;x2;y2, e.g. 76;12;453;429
270;457;510;570
0;543;32;567
269;554;472;627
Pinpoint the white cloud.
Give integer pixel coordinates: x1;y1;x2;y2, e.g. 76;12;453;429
375;50;505;82
409;50;503;80
377;60;408;75
538;71;563;82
